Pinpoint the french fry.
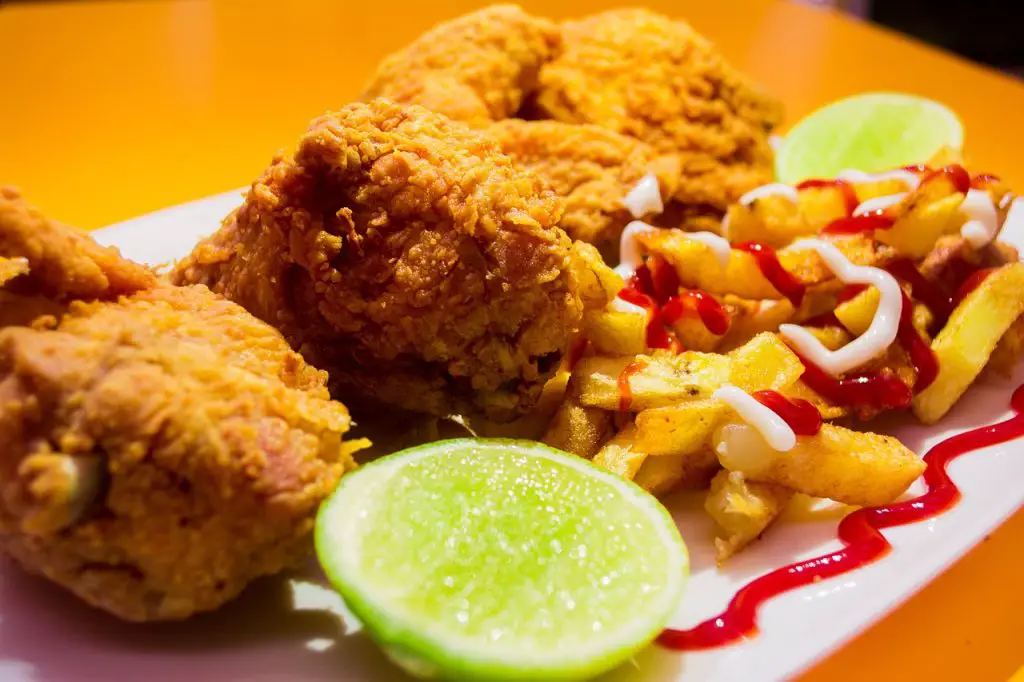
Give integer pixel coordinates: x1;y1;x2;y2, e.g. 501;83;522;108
705;470;793;563
718;297;796;351
802;324;851;351
633;447;719;496
715;422;925;506
669;314;723;352
780;380;848;420
834;287;879;337
634;399;728;456
727;332;804;391
914;263;1024;423
880;190;964;259
583;308;647;357
638;229;881;300
591;424;647;480
541;395;614;459
724;185;851;247
574;351;731;411
572;241;624;307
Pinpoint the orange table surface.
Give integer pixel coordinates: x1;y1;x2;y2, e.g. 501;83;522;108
1;0;1022;679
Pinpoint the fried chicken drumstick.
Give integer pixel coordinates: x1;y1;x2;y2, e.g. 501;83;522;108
0;189;360;621
173;100;617;421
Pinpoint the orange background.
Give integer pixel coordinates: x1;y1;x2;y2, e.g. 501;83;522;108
1;0;1022;678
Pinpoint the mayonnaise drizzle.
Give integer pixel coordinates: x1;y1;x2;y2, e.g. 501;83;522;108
685;231;732;269
739;183;799;206
959;189;1000;248
837;168;921;191
778;239;902;376
610;296;649;317
713;385;796;452
853;193;906;216
622;173;663;219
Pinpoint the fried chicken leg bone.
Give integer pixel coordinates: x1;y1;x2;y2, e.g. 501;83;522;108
0;189;363;622
173;100;619;422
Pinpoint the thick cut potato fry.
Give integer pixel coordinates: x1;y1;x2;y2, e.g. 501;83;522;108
638;229;881;300
634;399;728;456
715;422;925;506
727;332;804;391
541;395;613;459
669;314;723;352
705;470;793;562
575;351;731;411
633;447;719;496
914;263;1024;423
988;316;1024;379
803;325;851;351
572;241;624;307
719;298;796;352
880;190;964;259
834;287;880;337
591;424;647;480
584;308;647;357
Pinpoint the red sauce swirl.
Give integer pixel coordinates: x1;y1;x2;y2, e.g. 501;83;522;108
658;384;1024;651
734;241;807;307
795;178;859;216
662;290;731;336
617;358;648;412
751;390;822;435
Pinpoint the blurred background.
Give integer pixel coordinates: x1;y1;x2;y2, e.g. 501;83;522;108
809;0;1022;77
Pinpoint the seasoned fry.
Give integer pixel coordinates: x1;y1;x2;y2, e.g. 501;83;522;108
834;287;880;337
634;399;728;456
914;263;1024;423
780;380;848;420
542;396;614;459
727;332;804;391
572;241;624;307
591;424;647;480
705;471;793;563
633;447;718;496
583;308;647;357
880;186;964;258
575;352;731;411
715;422;925;506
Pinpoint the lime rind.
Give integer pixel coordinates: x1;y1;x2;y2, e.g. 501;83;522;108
316;439;688;681
775;92;964;183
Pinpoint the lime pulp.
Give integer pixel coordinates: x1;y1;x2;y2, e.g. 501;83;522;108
775;92;963;183
315;438;688;681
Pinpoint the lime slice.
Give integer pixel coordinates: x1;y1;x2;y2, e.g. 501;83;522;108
776;92;964;183
316;438;688;680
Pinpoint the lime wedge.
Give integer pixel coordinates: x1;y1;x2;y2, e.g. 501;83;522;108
316;438;688;680
776;93;964;183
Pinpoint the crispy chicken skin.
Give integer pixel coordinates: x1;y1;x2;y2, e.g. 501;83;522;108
0;193;358;622
535;9;783;213
361;5;561;125
173;100;605;421
489;119;681;259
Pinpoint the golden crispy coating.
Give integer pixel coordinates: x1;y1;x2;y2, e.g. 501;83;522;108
361;5;561;124
535;9;782;212
0;192;359;622
0;187;157;300
489;119;681;258
173;100;596;421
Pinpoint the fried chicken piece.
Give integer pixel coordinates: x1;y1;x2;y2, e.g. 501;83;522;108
361;5;561;125
0;186;157;300
489;119;681;259
0;194;359;622
534;9;783;213
173;100;611;421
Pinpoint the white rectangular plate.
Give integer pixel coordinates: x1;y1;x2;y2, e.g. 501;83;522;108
1;191;1021;682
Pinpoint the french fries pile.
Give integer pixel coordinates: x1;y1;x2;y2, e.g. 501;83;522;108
542;162;1024;562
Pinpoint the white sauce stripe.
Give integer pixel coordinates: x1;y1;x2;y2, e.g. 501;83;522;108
622;173;663;219
609;296;649;317
853;193;906;217
685;231;732;270
779;239;902;376
837;168;921;191
713;385;797;452
618;220;660;272
959;189;999;248
739;183;799;206
996;197;1024;258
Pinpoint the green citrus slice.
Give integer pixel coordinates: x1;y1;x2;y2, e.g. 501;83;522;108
316;438;688;680
775;92;964;183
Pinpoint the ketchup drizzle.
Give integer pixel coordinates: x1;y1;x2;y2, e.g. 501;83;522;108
618;268;682;352
658;384;1024;651
794;351;912;412
820;212;895;236
662;290;731;336
617;358;647;412
923;164;971;194
896;292;939;391
751;390;823;435
734;241;807;307
885;258;954;329
796;178;859;216
953;267;997;306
